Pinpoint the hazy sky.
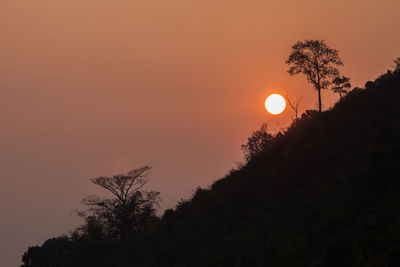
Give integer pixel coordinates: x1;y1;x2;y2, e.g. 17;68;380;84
1;0;399;265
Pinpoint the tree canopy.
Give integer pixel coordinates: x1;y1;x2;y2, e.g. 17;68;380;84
79;166;160;242
332;75;351;99
241;123;273;161
286;40;345;112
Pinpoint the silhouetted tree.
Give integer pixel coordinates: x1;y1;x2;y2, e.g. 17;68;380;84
286;95;302;120
21;236;72;267
241;123;272;161
286;40;344;113
80;215;104;241
332;75;351;99
81;166;160;242
394;57;400;71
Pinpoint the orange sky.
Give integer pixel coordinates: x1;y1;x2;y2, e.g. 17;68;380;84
1;0;400;265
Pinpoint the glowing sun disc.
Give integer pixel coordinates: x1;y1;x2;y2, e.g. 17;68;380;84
265;94;286;115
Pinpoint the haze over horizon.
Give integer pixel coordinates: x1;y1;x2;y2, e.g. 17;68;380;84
1;0;400;265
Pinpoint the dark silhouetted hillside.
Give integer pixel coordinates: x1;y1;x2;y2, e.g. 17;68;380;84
22;68;400;267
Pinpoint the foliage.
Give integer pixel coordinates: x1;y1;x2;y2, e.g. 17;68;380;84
240;123;273;161
394;57;400;71
22;167;160;267
79;166;160;242
286;40;345;112
332;75;352;99
22;67;400;267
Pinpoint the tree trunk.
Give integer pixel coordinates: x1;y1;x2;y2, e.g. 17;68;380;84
318;88;322;113
316;72;322;113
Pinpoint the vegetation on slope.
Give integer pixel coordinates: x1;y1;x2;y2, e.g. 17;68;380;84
22;66;400;267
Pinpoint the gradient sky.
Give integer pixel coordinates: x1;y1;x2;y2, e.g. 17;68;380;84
1;0;400;265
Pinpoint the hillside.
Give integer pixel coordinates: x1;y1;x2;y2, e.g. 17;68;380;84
22;68;400;267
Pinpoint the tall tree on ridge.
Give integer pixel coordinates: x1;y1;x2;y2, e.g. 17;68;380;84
286;40;344;113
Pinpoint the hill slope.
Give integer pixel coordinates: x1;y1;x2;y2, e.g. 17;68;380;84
22;69;400;267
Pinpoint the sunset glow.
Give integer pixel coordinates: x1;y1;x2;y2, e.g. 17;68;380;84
265;94;286;115
3;0;400;265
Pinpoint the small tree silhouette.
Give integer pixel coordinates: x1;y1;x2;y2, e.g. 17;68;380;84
332;75;351;99
394;57;400;71
241;123;272;161
286;40;344;113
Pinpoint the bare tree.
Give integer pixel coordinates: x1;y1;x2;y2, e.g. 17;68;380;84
286;95;302;120
81;166;160;241
286;40;344;113
332;76;351;99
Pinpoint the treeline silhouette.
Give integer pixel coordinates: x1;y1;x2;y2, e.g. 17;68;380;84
22;64;400;266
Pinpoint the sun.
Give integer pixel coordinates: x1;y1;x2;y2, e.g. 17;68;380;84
265;94;286;115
